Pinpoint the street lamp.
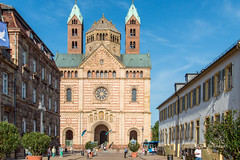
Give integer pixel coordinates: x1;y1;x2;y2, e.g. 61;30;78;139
38;101;46;133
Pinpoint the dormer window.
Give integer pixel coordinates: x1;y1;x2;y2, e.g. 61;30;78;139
30;31;33;39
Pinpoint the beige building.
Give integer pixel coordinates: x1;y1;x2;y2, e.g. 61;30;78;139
55;1;151;149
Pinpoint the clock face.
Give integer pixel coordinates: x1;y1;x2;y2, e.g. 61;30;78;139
95;87;108;100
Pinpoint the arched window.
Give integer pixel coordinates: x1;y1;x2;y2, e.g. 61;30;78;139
100;71;103;78
75;29;77;36
67;88;72;102
140;71;143;78
129;130;137;141
130;41;133;49
75;41;77;48
104;71;108;78
113;71;116;78
96;71;99;78
133;41;136;48
133;71;136;78
103;34;105;40
68;71;71;78
61;71;64;78
97;34;99;40
87;71;91;78
100;33;102;40
72;29;74;36
130;29;133;36
111;34;113;41
132;89;136;102
75;71;78;78
72;41;74;49
133;29;136;36
126;71;128;78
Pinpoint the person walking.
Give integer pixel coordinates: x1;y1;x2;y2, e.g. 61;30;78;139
124;147;128;158
52;146;56;157
59;147;63;158
47;147;52;160
194;146;202;160
86;148;91;159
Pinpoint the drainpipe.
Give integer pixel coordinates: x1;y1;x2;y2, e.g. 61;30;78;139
14;32;17;126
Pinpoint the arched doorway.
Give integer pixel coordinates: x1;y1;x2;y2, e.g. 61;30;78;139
66;130;73;147
94;124;109;145
129;130;138;141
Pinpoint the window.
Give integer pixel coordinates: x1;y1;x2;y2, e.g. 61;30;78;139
96;71;99;78
49;125;51;136
133;29;136;36
42;93;45;106
193;88;196;107
88;71;91;78
132;89;137;102
42;67;45;80
33;88;36;103
221;69;225;91
22;82;26;99
126;71;129;78
133;71;136;78
140;71;143;78
68;71;71;78
215;72;220;96
184;123;187;140
55;101;57;113
181;96;185;113
55;125;57;136
67;88;72;102
211;76;215;97
49;73;52;85
22;50;26;65
49;98;51;110
226;64;233;91
55;79;57;89
203;82;206;101
113;71;116;78
190;121;194;139
75;71;78;78
72;41;77;49
22;118;26;133
33;120;36;132
207;79;211;100
130;41;133;49
100;71;103;78
72;29;74;36
33;59;36;73
105;71;108;78
197;85;201;105
3;72;8;95
173;102;176;115
187;92;190;109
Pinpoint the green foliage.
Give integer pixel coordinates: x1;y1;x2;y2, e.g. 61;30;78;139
21;132;51;156
0;121;20;159
204;111;240;159
151;121;159;141
85;141;97;150
128;141;140;152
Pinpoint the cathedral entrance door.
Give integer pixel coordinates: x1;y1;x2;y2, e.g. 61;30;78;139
94;124;109;145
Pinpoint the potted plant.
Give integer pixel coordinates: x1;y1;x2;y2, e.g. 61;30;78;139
21;132;51;160
128;141;140;158
0;121;20;160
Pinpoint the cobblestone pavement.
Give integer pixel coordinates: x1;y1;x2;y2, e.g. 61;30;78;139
39;151;180;160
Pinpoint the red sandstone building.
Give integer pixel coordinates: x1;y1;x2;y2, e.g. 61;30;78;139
0;3;61;156
55;1;152;149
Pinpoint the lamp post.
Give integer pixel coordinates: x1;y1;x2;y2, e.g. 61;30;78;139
38;101;46;133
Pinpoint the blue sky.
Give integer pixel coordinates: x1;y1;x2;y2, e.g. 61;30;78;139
3;0;240;126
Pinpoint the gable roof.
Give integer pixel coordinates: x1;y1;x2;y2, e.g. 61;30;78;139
67;3;83;24
125;2;141;24
54;53;85;68
86;15;120;34
120;53;151;68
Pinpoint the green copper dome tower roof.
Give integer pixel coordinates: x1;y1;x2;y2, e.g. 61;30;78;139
125;1;140;24
67;1;83;24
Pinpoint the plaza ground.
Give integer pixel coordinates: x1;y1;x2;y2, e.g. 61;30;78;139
39;150;181;160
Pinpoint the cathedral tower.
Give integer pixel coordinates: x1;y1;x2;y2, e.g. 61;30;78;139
67;1;83;54
125;1;140;54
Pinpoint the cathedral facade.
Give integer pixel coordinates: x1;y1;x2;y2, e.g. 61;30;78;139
55;1;151;149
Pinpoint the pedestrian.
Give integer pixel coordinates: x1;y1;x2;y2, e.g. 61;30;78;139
59;147;63;158
47;147;52;160
52;146;56;157
155;147;157;154
124;147;128;158
86;148;91;159
142;148;145;156
182;149;188;160
194;146;202;160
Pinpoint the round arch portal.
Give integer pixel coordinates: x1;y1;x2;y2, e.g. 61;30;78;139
94;124;109;145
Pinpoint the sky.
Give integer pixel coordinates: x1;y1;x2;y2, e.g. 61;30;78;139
2;0;240;126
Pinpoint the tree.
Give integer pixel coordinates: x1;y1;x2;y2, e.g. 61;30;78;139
204;111;240;159
21;132;51;156
151;121;159;141
0;121;20;160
